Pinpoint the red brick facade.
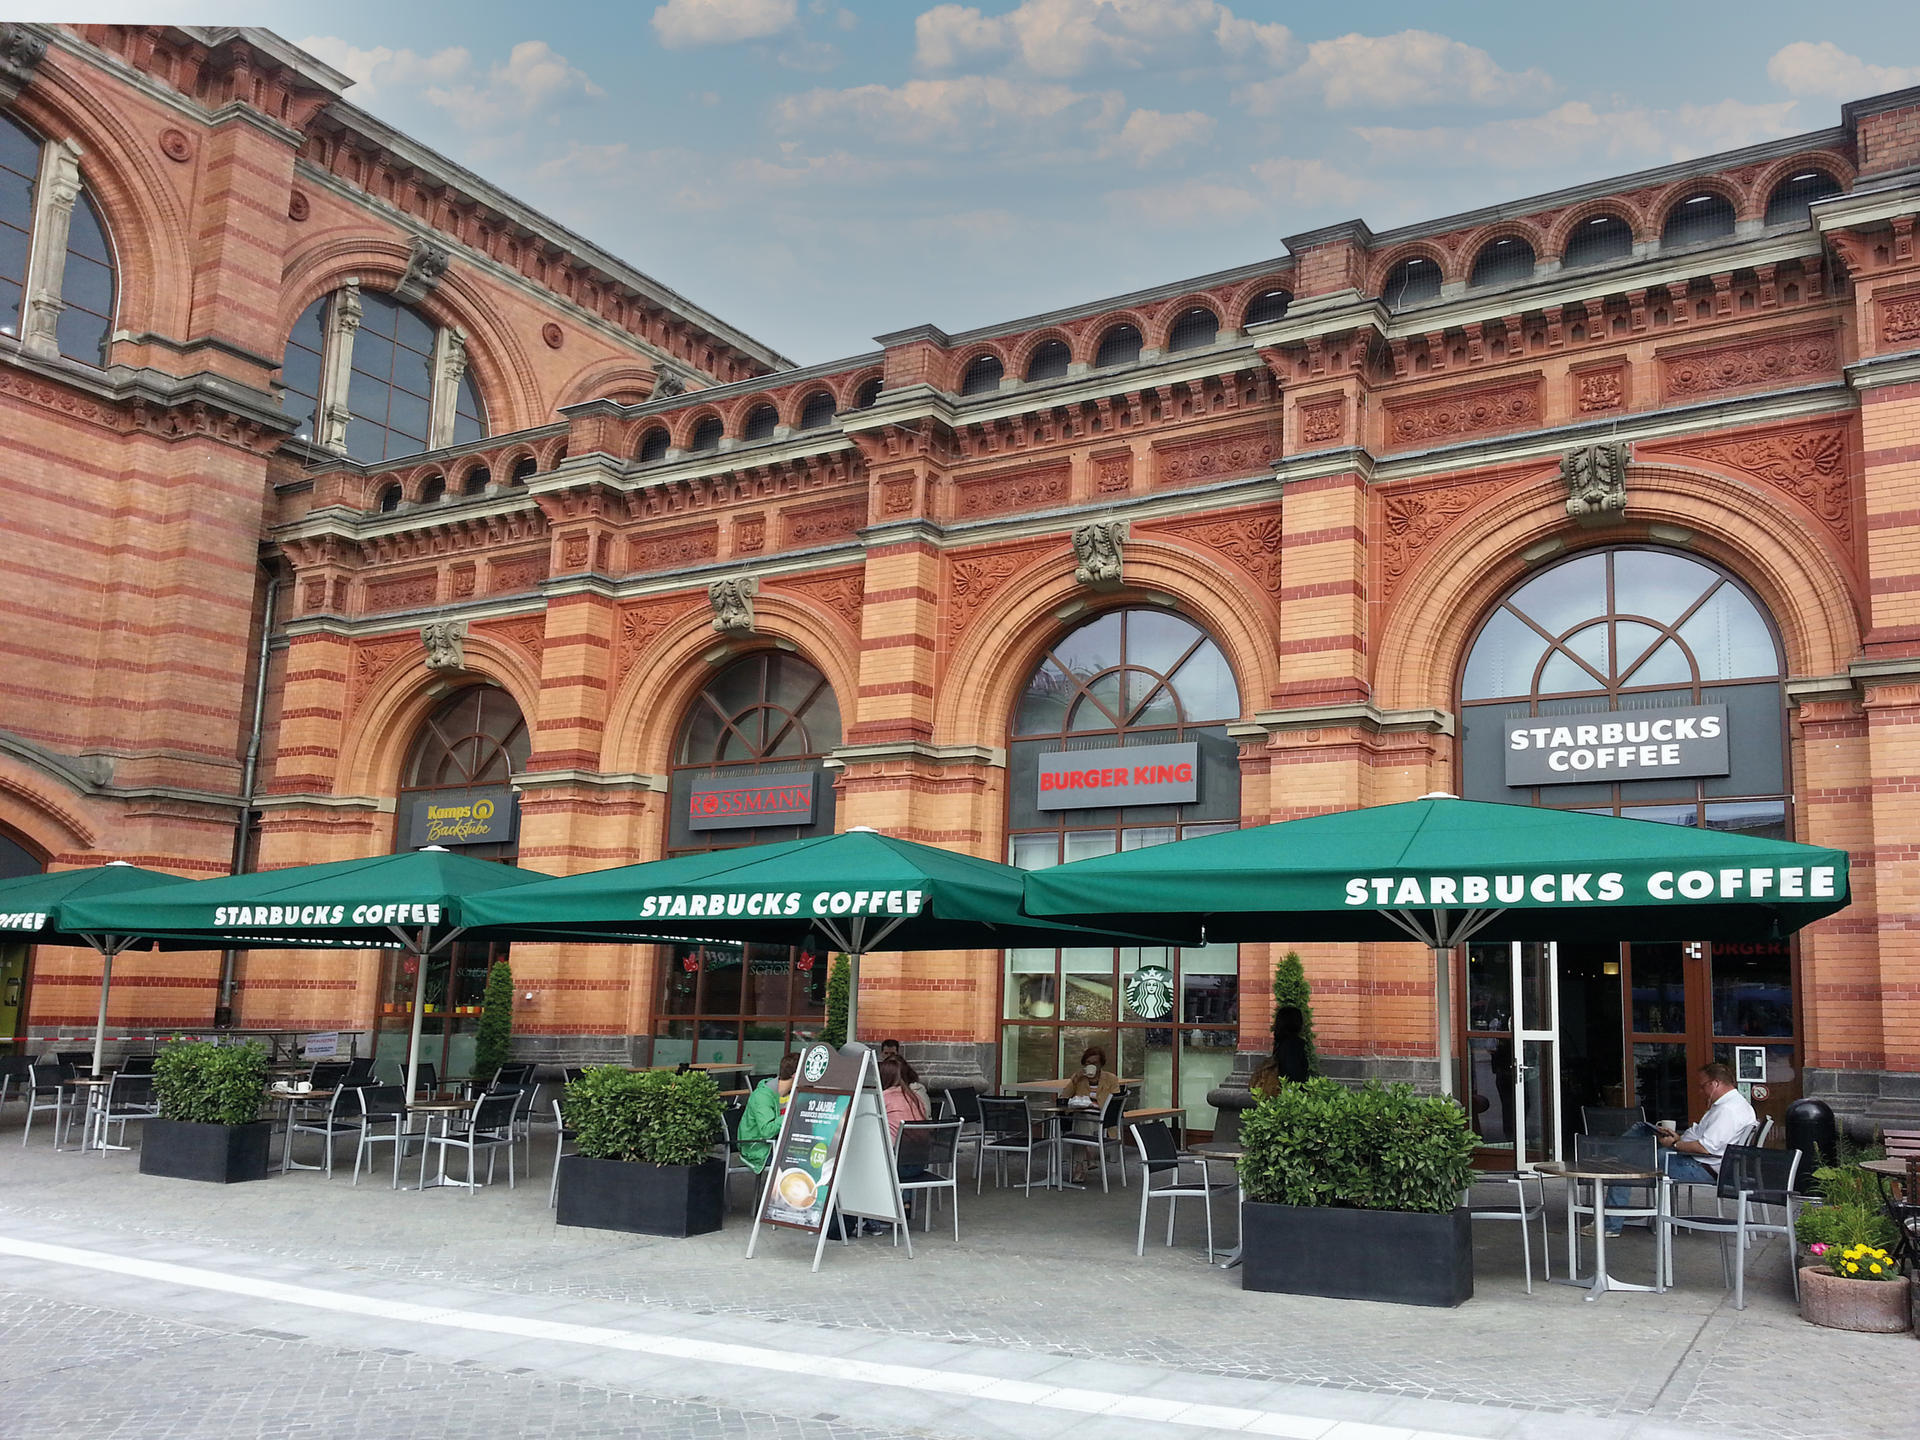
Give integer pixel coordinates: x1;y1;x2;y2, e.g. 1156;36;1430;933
4;25;1920;1127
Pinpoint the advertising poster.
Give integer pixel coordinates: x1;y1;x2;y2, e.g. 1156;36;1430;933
763;1089;851;1231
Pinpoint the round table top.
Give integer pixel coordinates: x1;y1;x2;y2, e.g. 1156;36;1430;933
1189;1143;1244;1159
1562;1160;1660;1181
64;1075;112;1087
1860;1157;1916;1178
407;1098;470;1113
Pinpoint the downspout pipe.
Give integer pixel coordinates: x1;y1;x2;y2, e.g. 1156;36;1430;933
218;572;278;1022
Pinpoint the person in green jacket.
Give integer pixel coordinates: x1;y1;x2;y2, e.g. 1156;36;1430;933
738;1052;800;1174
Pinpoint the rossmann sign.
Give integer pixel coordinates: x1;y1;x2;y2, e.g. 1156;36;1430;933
1037;742;1199;810
689;772;817;831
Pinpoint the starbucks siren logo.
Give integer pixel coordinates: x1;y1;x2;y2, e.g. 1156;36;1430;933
1125;965;1175;1020
801;1043;833;1082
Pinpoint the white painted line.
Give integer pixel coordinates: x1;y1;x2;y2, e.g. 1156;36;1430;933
0;1234;1487;1440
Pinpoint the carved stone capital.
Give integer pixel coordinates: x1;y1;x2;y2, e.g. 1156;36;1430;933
708;575;759;635
1071;518;1129;591
394;236;453;306
652;367;687;399
1561;441;1629;528
0;24;48;106
420;618;469;672
20;138;82;359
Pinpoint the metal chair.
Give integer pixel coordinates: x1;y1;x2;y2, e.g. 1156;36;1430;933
55;1050;93;1074
894;1119;963;1240
1670;1119;1766;1219
1128;1120;1234;1258
351;1084;416;1188
0;1054;33;1110
1568;1132;1664;1280
422;1090;519;1193
548;1098;576;1209
1057;1087;1131;1191
119;1053;158;1077
490;1084;536;1167
22;1063;70;1147
1660;1144;1803;1309
939;1088;986;1180
285;1085;362;1176
342;1055;376;1084
492;1062;537;1089
411;1062;441;1097
1581;1105;1645;1136
977;1096;1046;1196
1465;1170;1552;1293
97;1071;157;1150
715;1094;756;1207
306;1060;350;1094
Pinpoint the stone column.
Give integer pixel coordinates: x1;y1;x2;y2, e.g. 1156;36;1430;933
19;138;80;359
314;280;362;453
428;326;469;450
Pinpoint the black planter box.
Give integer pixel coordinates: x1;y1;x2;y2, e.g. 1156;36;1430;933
555;1154;725;1237
138;1119;272;1184
1240;1201;1473;1307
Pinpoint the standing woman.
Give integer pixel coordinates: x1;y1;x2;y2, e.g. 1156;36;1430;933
1251;1006;1311;1098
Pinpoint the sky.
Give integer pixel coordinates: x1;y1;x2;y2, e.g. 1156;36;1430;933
24;2;1920;365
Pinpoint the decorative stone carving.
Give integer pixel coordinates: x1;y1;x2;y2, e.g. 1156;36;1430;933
1152;510;1283;592
1657;423;1853;546
1386;381;1540;447
1072;519;1129;591
783;499;864;547
421;618;469;672
1562;442;1629;526
427;326;470;449
628;523;719;573
1883;295;1920;345
956;462;1069;518
1659;330;1837;399
1574;367;1625;413
315;280;363;452
1299;400;1345;444
0;23;48;105
1380;477;1520;603
946;544;1049;638
20;139;81;358
652;367;687;399
1093;450;1132;494
708;575;759;635
773;570;863;635
394;236;453;306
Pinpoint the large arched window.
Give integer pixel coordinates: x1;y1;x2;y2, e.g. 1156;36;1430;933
656;653;844;1069
280;283;486;463
1003;609;1243;1131
379;686;529;1083
960;353;1004;396
1562;213;1634;269
1;115;118;366
1166;306;1219;352
1457;548;1795;1148
1662;192;1736;249
1094;323;1143;368
1382;255;1441;309
1469;237;1535;290
1024;339;1071;382
1765;169;1841;227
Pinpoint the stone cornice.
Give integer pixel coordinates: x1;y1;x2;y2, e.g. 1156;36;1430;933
253;791;393;812
828;741;1005;769
1229;704;1454;739
0;341;296;445
1273;447;1376;486
1815;183;1920;233
1785;674;1859;705
511;769;667;793
1850;656;1920;688
281;599;543;639
597;433;858;491
1847;348;1920;392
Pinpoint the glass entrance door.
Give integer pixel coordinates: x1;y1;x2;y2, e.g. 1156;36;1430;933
1463;942;1562;1167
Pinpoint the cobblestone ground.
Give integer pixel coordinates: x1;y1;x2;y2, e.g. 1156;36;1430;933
1;1111;1915;1440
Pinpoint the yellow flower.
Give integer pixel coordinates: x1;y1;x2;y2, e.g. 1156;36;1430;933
1846;1263;1859;1273
1871;1264;1883;1274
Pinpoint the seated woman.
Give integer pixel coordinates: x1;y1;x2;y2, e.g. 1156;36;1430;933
737;1052;800;1175
878;1055;931;1227
1251;1005;1310;1098
1060;1045;1122;1183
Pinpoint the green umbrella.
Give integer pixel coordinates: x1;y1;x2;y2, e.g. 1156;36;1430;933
461;826;1194;1045
0;861;194;1075
60;847;552;1102
1022;793;1851;1095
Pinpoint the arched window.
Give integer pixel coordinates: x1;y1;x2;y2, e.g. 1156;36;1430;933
689;415;724;452
1468;237;1535;290
461;465;491;495
1382;256;1441;309
1457;548;1793;1140
1765;170;1841;228
637;426;671;463
1004;608;1243;1130
0;115;119;366
797;390;836;429
741;402;779;441
1166;306;1219;352
1024;339;1071;382
960;353;1004;396
279;283;486;463
1563;213;1634;269
1094;323;1142;368
852;376;882;409
1662;192;1736;249
658;653;845;1068
1242;289;1291;327
419;474;446;505
377;483;403;513
385;686;528;1081
510;456;538;484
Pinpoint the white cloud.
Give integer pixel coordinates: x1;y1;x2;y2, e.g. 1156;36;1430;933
300;36;599;131
297;36;470;101
776;75;1122;148
1767;41;1920;99
1250;155;1372;209
1240;30;1554;114
1356;97;1800;171
652;0;799;48
1104;107;1214;164
915;0;1292;78
1103;176;1263;228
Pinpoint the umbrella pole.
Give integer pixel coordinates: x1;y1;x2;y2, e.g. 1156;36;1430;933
90;938;123;1078
404;939;429;1101
1432;946;1454;1100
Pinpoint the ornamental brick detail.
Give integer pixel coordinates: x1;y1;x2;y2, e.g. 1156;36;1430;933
1385;380;1540;447
735;512;766;553
448;563;476;599
1654;423;1855;546
615;598;701;678
1299;399;1345;444
880;476;917;514
627;523;719;574
1379;475;1527;603
1152;426;1276;489
1574;365;1626;413
346;634;419;716
783;498;864;548
1659;329;1838;399
954;461;1069;518
364;570;438;612
1147;507;1283;592
1093;449;1132;494
946;543;1054;638
770;568;865;635
477;615;546;663
488;552;548;595
1882;294;1920;344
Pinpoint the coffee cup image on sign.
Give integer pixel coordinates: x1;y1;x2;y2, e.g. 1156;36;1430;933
775;1168;819;1210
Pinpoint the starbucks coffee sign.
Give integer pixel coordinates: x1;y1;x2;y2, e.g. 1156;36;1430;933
1125;965;1175;1020
1504;704;1729;787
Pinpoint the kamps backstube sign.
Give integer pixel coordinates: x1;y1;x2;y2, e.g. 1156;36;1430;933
1505;704;1728;787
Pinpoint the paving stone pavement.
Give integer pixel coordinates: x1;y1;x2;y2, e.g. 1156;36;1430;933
1;1109;1915;1440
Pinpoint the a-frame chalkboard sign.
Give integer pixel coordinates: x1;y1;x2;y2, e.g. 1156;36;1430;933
745;1041;909;1271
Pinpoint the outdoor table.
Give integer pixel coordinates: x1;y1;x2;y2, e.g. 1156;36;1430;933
62;1075;113;1153
1861;1156;1917;1201
1013;1076;1141;1094
1024;1103;1086;1190
1124;1106;1186;1149
405;1098;473;1191
1187;1142;1244;1267
272;1087;337;1173
1557;1159;1666;1300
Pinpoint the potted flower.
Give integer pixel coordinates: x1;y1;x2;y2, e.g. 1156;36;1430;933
1800;1242;1910;1332
139;1039;271;1184
555;1066;725;1237
1237;1079;1478;1306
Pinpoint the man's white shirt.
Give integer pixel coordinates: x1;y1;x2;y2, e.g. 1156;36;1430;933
1680;1087;1759;1173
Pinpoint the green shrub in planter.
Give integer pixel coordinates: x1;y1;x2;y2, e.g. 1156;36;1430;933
556;1066;726;1237
564;1065;650;1162
153;1040;269;1125
1239;1078;1476;1213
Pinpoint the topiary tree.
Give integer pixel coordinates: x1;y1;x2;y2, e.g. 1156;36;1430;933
822;954;852;1047
472;958;514;1086
1272;950;1318;1075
